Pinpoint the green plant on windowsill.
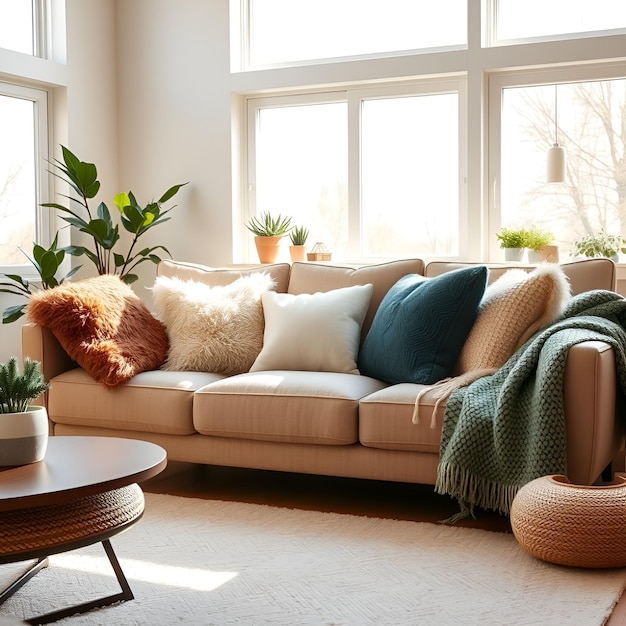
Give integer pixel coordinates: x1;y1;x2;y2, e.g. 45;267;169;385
289;226;309;246
496;227;527;249
0;356;49;414
0;145;188;323
572;230;626;260
525;227;554;252
245;212;293;237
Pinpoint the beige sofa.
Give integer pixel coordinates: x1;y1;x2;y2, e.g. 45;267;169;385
22;257;623;488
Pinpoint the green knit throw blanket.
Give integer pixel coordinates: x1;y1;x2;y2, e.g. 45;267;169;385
436;289;626;520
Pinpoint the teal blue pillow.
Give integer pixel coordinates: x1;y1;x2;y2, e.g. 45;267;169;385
358;266;488;384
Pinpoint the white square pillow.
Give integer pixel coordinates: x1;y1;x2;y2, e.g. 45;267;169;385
152;272;275;374
250;283;374;374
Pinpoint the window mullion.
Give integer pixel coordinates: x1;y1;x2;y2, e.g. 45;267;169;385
347;93;361;261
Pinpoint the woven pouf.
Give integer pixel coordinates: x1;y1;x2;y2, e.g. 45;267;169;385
510;474;626;568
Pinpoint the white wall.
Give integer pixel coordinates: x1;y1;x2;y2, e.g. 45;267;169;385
115;0;234;298
1;0;235;360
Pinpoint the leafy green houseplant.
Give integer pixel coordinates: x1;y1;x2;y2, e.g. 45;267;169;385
0;146;187;323
0;356;50;465
573;230;626;261
246;212;294;263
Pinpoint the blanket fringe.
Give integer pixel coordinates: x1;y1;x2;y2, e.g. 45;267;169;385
435;461;520;517
439;500;476;525
412;369;497;428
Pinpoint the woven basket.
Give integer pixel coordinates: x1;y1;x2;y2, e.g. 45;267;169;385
0;483;144;562
510;474;626;568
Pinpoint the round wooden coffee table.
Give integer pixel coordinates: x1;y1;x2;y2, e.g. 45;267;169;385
0;436;167;625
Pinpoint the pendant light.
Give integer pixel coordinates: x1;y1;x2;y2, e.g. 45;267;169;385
546;84;566;183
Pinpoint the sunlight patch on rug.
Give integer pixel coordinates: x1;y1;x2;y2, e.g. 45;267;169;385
51;553;239;591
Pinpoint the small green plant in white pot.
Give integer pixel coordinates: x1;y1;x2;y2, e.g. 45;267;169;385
0;357;50;466
289;225;309;262
496;227;528;262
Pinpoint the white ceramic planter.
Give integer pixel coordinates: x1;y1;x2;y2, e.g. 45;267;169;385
504;247;526;262
0;405;49;466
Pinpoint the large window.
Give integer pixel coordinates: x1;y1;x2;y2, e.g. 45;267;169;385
236;1;626;264
0;84;49;271
491;68;626;261
245;0;466;69
246;82;463;262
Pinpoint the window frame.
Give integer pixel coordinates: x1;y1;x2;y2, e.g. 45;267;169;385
487;0;626;47
243;78;467;263
487;62;626;260
0;81;51;278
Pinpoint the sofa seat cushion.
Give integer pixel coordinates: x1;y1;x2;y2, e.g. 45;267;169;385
48;368;224;435
359;384;445;453
193;370;387;445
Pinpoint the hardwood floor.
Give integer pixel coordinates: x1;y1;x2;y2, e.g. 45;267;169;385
142;461;512;531
143;461;626;624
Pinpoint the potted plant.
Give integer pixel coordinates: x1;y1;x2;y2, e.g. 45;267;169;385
525;227;557;263
496;227;528;262
289;225;309;262
573;230;626;262
245;212;293;263
0;357;50;466
0;145;187;323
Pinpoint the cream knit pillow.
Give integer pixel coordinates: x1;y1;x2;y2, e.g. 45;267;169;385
455;264;571;375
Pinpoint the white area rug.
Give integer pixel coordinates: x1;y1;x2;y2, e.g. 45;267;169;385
0;493;625;625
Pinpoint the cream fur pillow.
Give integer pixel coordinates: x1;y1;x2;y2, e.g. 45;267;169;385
456;264;571;375
152;273;275;374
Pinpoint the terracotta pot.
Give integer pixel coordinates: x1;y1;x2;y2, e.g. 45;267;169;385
0;405;49;466
254;236;283;264
289;245;307;263
528;245;559;263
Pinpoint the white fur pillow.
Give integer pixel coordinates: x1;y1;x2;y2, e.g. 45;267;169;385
456;263;571;375
152;273;275;374
250;284;374;374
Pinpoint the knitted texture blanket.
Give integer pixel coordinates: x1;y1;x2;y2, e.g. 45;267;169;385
436;289;626;519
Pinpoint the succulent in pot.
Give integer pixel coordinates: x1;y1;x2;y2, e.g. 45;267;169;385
0;357;50;466
246;212;294;263
289;225;309;262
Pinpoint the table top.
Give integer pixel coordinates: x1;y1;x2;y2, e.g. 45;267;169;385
0;436;167;511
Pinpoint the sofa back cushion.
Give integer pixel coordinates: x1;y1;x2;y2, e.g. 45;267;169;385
425;258;616;295
288;259;425;338
157;259;291;293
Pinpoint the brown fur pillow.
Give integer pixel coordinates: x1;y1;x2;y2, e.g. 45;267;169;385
27;275;169;387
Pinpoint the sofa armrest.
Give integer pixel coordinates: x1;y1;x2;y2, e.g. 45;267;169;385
22;323;77;409
564;340;624;484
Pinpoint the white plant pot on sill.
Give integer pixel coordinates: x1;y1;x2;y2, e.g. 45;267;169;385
504;247;526;262
0;405;49;466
